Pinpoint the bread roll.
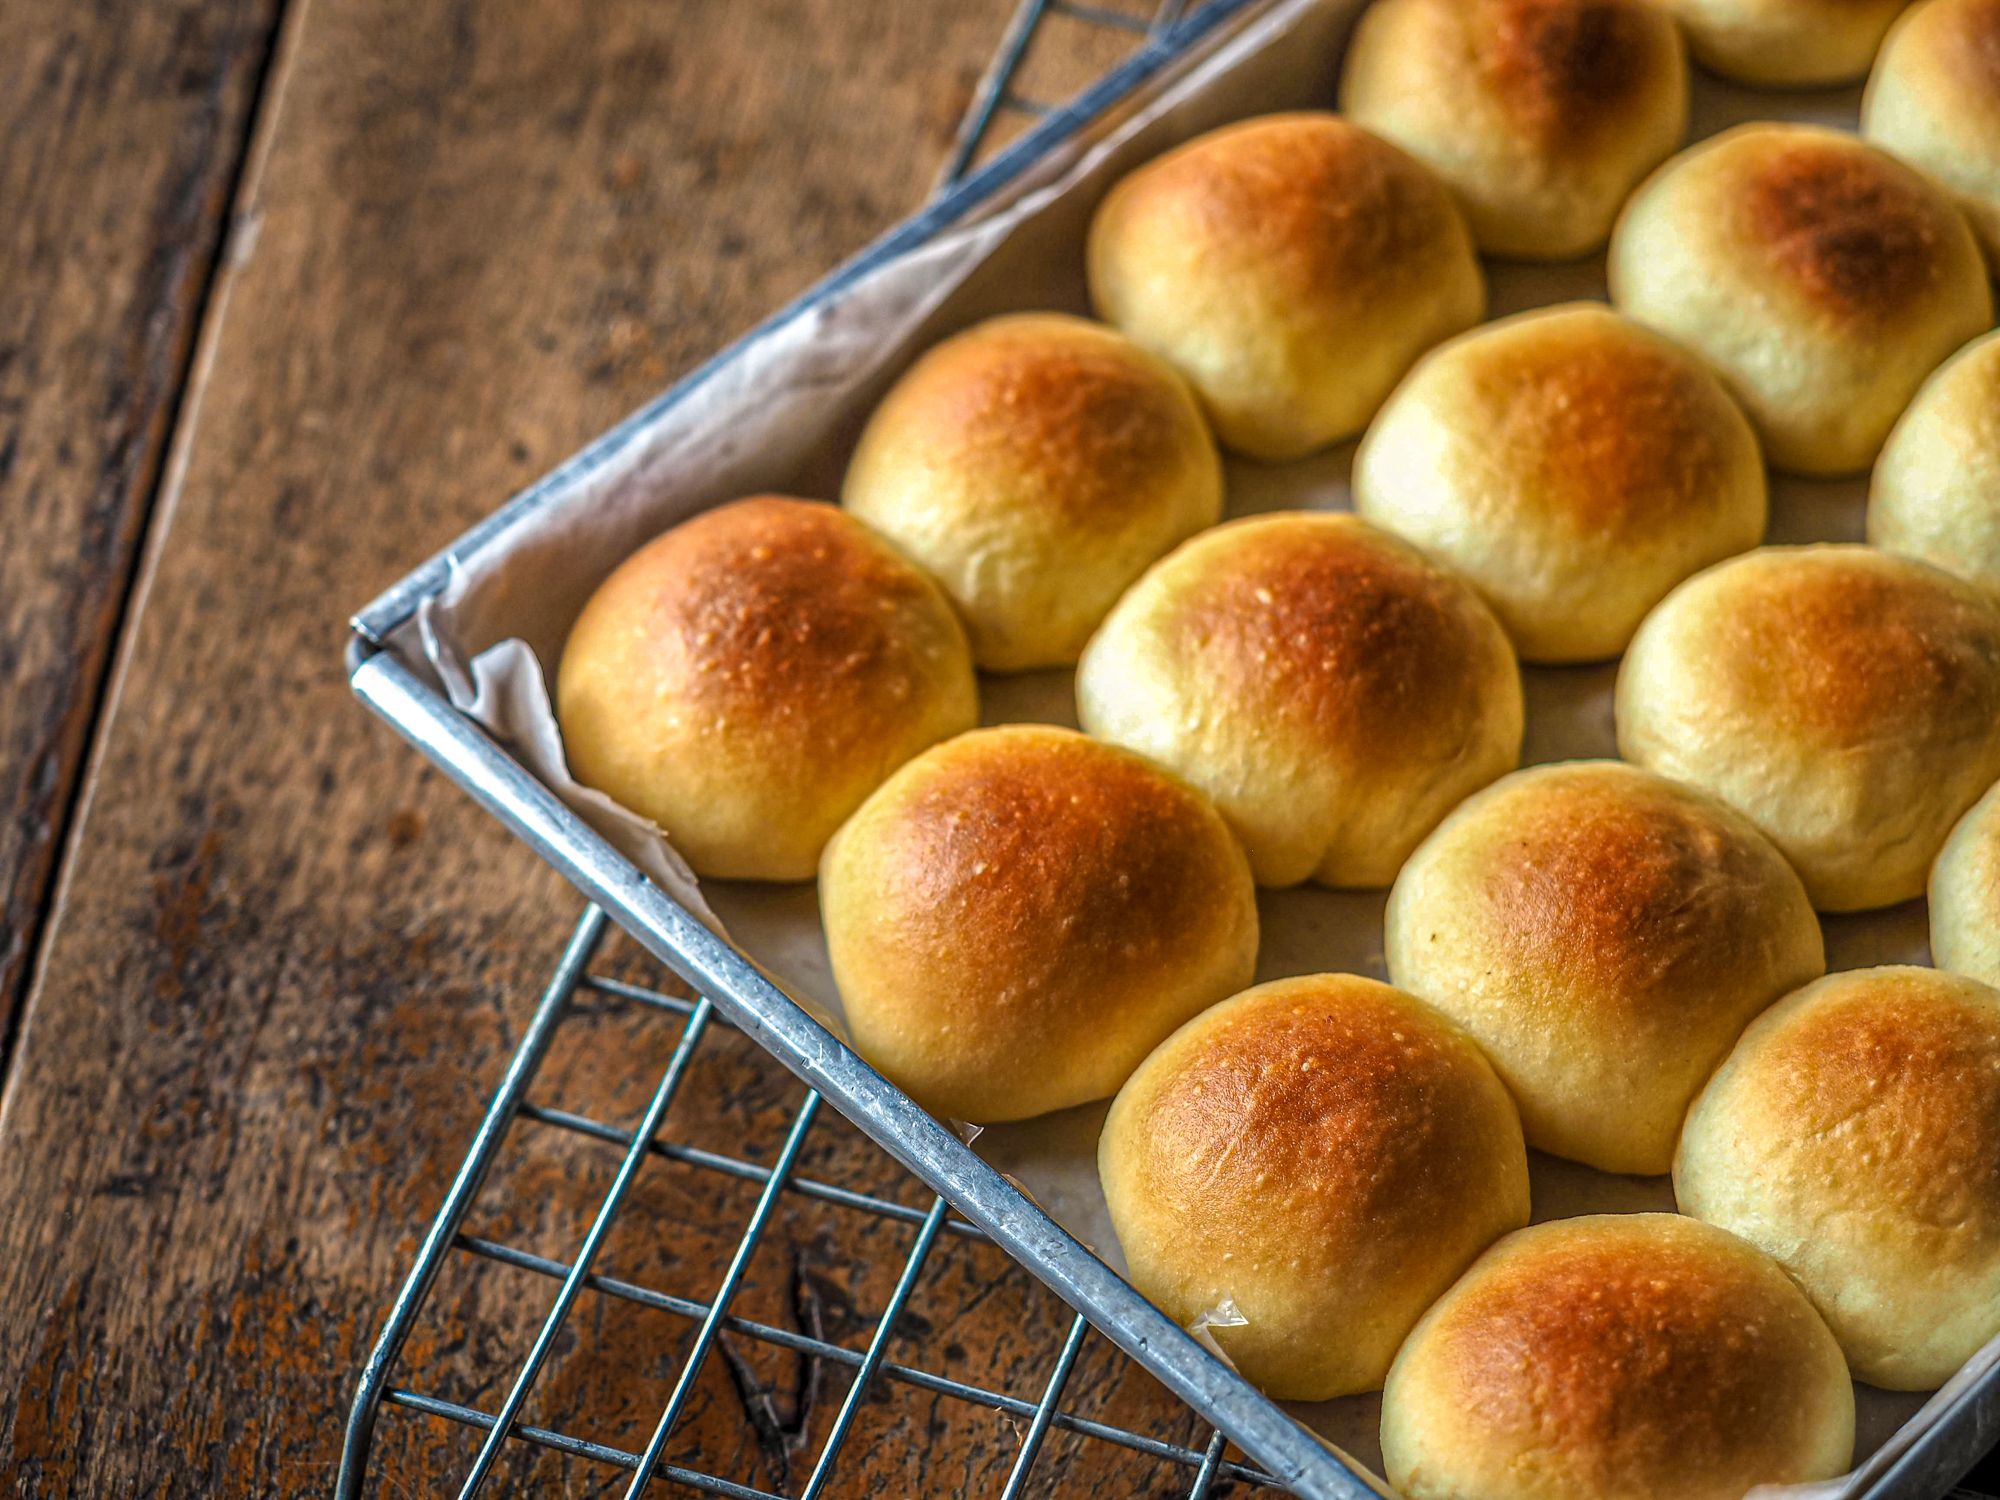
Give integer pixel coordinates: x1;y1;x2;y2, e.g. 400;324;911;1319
1077;513;1523;888
1863;0;2000;268
1381;1215;1855;1500
1934;779;2000;987
1655;0;1915;84
1616;545;2000;911
557;497;976;881
820;725;1257;1123
1609;124;1990;476
1340;0;1687;260
1870;330;2000;590
1354;304;1767;662
1386;761;1824;1174
1677;966;2000;1389
1086;113;1483;461
842;314;1222;672
1099;974;1529;1400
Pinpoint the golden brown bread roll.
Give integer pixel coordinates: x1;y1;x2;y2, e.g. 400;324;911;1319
1870;330;2000;590
1677;966;2000;1389
1381;1215;1855;1500
842;314;1222;672
1933;778;2000;987
1099;973;1529;1400
1354;304;1767;662
1086;113;1484;461
1076;512;1523;888
1616;545;2000;911
1609;124;1991;476
1863;0;2000;268
1386;761;1824;1174
557;497;977;881
820;725;1257;1123
1340;0;1688;260
1655;0;1915;84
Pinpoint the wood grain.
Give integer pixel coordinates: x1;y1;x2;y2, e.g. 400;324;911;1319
0;2;1213;1494
0;0;283;1056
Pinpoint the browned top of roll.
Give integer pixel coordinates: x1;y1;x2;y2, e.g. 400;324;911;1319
871;314;1202;533
1473;316;1735;537
1483;0;1667;144
603;497;951;754
1126;975;1503;1242
1741;136;1960;323
1751;971;2000;1237
1429;1218;1838;1484
854;725;1245;1023
1478;770;1781;1004
1949;0;2000;92
1163;516;1497;767
1109;114;1457;304
1704;550;2000;744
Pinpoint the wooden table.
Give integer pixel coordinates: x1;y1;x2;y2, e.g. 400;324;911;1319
0;3;1216;1492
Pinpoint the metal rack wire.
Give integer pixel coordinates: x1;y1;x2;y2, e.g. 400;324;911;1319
337;10;1282;1494
337;903;1286;1497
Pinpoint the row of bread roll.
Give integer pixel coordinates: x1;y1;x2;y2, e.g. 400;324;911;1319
1098;963;1998;1495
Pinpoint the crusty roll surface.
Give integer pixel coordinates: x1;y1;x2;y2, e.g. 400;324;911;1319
1870;330;2000;591
1380;1214;1855;1500
557;497;977;882
1076;512;1523;888
820;725;1257;1124
1616;545;2000;911
1099;974;1529;1400
1934;779;2000;988
1340;0;1688;260
1086;112;1484;461
1386;761;1824;1174
1676;966;2000;1389
1354;304;1767;662
1655;0;1915;84
1863;0;2000;268
1609;123;1991;476
842;314;1222;672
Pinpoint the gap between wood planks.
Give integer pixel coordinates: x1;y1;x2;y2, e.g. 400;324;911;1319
0;1;299;1106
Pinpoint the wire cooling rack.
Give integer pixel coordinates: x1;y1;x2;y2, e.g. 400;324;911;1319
337;5;1285;1495
337;904;1285;1497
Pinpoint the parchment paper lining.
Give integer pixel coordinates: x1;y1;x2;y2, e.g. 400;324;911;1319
385;0;2000;1488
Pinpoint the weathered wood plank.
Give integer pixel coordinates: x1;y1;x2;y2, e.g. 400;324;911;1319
0;2;1201;1494
0;0;284;1057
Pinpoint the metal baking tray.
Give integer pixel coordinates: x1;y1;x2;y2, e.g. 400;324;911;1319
342;0;2000;1492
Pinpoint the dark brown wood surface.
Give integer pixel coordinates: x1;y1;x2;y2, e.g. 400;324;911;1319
0;1;1218;1495
0;0;283;1053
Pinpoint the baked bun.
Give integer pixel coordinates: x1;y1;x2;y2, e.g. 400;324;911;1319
1354;304;1766;662
1076;513;1523;888
1616;545;2000;911
1381;1215;1855;1500
1099;974;1529;1400
1340;0;1687;260
1655;0;1915;84
1609;124;1991;476
820;725;1257;1123
1386;761;1824;1174
1677;966;2000;1389
557;497;976;881
1086;113;1483;461
1863;0;2000;268
1934;779;2000;987
842;314;1222;672
1870;330;2000;590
